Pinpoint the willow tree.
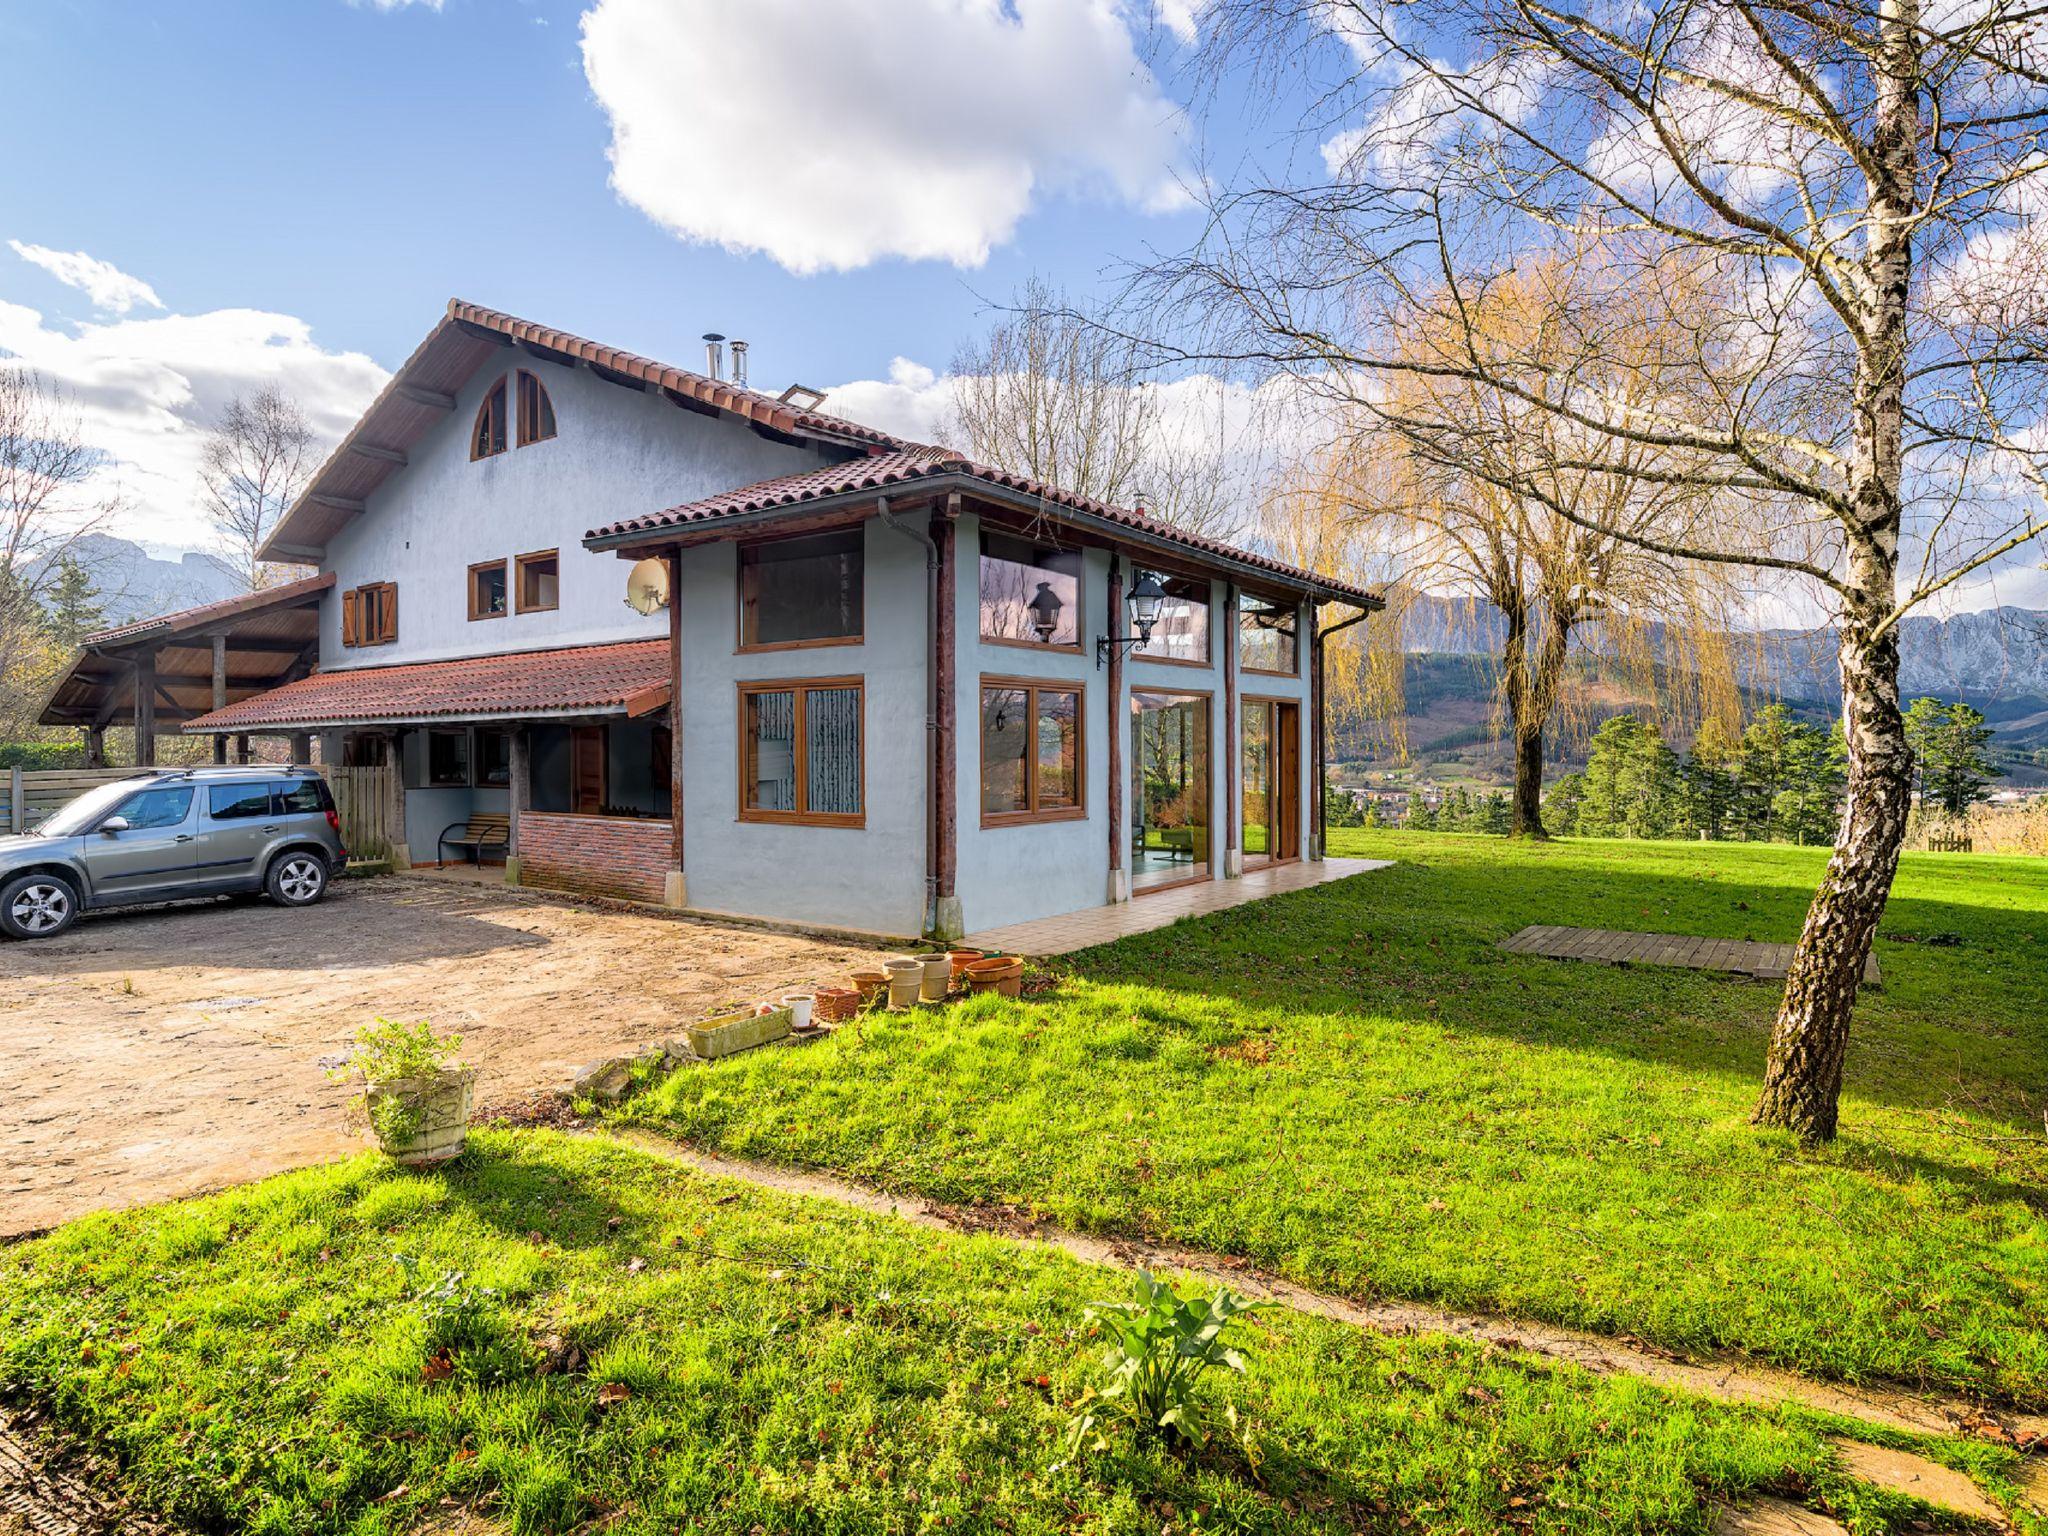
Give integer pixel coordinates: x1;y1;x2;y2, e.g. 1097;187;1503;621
1300;257;1744;835
1145;0;2048;1142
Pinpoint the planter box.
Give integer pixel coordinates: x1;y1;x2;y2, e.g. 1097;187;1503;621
686;1006;792;1061
365;1068;475;1167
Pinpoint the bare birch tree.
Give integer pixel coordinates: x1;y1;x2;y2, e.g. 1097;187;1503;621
949;279;1258;541
200;384;315;590
0;369;113;729
1140;0;2048;1142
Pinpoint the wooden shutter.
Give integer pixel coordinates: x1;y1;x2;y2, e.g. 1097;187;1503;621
376;584;398;644
341;589;360;648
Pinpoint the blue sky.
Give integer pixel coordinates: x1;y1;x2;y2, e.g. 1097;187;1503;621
1;0;1257;550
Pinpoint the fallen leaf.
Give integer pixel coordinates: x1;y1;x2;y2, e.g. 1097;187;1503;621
596;1381;631;1409
420;1347;455;1384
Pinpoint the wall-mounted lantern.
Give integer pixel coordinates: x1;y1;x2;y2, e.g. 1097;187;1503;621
1097;571;1166;668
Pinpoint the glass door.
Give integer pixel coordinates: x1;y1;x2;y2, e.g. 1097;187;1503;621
1243;700;1301;866
1130;690;1212;891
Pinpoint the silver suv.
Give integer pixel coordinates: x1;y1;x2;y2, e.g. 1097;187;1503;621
0;767;347;940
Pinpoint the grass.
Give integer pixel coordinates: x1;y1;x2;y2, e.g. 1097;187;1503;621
0;1129;1876;1536
623;832;2048;1408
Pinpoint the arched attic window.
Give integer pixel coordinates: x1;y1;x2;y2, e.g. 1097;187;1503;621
471;377;507;461
517;369;556;447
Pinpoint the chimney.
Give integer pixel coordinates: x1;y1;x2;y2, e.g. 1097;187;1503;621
729;339;749;389
702;332;726;381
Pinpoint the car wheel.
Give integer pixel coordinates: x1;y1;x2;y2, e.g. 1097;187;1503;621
0;873;80;940
266;852;329;907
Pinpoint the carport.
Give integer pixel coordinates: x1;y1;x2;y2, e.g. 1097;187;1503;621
37;576;332;766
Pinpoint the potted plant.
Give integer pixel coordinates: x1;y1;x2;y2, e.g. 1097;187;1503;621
332;1018;474;1167
965;955;1025;998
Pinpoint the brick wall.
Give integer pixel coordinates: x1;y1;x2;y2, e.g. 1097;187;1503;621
518;812;673;904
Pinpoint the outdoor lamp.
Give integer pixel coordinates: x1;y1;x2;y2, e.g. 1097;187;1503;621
1027;580;1065;643
1097;570;1169;667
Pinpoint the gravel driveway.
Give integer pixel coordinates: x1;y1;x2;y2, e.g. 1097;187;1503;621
0;876;877;1238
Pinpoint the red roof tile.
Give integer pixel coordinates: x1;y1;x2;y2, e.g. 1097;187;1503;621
182;640;670;733
586;448;1383;608
84;573;334;648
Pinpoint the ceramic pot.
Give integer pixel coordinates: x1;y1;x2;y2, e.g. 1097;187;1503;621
964;956;1025;999
783;993;816;1031
883;957;924;1010
914;952;952;1003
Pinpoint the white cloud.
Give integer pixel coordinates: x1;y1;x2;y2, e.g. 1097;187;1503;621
1156;0;1201;45
0;288;388;550
579;0;1190;274
8;241;164;316
347;0;444;10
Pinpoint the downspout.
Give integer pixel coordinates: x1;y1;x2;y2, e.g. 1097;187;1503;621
1313;604;1371;860
877;495;944;936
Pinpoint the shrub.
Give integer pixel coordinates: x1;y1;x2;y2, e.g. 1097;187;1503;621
1065;1269;1263;1456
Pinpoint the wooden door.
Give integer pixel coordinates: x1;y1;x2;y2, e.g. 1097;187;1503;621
1274;703;1301;860
571;727;606;815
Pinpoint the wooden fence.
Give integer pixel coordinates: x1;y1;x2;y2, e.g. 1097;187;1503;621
0;767;149;833
319;764;402;863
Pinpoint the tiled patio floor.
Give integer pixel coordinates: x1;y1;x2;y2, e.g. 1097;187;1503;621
965;856;1393;957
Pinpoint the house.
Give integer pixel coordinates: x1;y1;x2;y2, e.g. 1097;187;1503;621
42;301;1380;940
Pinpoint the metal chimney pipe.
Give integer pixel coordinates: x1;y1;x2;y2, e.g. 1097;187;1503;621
729;339;749;389
702;333;726;381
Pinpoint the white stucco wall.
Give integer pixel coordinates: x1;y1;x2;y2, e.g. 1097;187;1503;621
320;353;834;669
671;517;931;938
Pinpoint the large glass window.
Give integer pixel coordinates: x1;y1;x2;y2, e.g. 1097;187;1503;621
1238;594;1299;674
516;370;557;447
980;679;1083;823
1135;573;1211;664
739;528;863;649
478;731;512;787
979;532;1081;648
740;679;864;825
1130;690;1211;890
428;730;471;788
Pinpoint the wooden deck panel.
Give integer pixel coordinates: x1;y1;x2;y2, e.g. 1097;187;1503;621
1500;925;1881;986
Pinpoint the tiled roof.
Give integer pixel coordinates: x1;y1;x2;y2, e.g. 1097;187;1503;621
446;302;903;452
84;573;333;648
586;447;1384;608
182;640;670;733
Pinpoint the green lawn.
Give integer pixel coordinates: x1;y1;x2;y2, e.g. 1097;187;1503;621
624;832;2048;1407
2;1130;1869;1536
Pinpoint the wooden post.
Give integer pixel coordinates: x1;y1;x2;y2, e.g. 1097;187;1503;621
506;725;530;886
211;634;228;764
1223;582;1240;878
386;732;411;867
234;734;250;765
84;725;105;768
1311;608;1326;862
289;731;311;765
664;549;687;909
932;501;959;932
132;650;157;767
1106;553;1126;902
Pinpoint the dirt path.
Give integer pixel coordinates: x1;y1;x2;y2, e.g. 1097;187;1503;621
608;1127;2048;1525
0;878;878;1238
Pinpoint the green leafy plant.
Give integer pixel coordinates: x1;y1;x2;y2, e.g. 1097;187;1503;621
329;1018;464;1146
1065;1269;1264;1456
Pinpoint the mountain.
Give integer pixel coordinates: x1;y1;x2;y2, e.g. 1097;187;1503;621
28;535;243;629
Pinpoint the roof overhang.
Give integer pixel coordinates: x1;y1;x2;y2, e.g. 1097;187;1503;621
585;472;1384;612
259;300;902;565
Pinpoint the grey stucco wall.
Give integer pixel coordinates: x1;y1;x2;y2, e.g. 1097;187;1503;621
320;354;832;670
951;508;1316;934
672;516;930;937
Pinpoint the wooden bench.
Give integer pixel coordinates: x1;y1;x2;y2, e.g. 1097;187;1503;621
437;813;511;868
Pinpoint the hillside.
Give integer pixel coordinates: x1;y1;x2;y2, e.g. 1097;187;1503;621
26;534;242;629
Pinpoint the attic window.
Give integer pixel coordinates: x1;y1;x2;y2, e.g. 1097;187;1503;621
471;378;507;460
516;370;556;447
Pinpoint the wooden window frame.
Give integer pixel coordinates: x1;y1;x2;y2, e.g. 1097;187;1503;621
1133;572;1215;669
979;674;1087;827
467;559;509;622
977;533;1085;655
1237;593;1300;678
342;581;397;647
470;377;508;461
736;526;866;654
515;369;557;448
515;548;560;614
426;727;473;788
736;676;866;829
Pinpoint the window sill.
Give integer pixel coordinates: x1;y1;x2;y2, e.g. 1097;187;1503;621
736;636;864;654
1241;665;1300;679
515;602;560;616
1132;651;1212;669
981;807;1088;828
980;635;1084;655
738;810;866;829
468;611;507;623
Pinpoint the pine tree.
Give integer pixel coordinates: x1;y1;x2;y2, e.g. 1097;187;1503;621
1774;721;1847;845
43;556;105;651
1478;789;1512;834
1405;791;1436;831
1735;704;1800;842
1904;698;2003;821
1441;785;1477;831
1677;717;1739;840
1542;771;1585;835
1619;724;1681;839
1362;798;1389;828
1576;714;1645;837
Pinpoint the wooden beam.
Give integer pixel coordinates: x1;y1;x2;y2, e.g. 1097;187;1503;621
308;492;365;514
212;635;228;766
346;442;408;467
1224;580;1238;871
396;384;456;411
932;498;958;903
508;726;530;860
133;651;156;768
667;550;685;879
452;319;515;348
266;541;327;561
1107;555;1124;888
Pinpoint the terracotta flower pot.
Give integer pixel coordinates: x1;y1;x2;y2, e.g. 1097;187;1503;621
883;957;924;1010
914;952;952;1003
850;969;888;1005
947;947;985;980
964;956;1024;999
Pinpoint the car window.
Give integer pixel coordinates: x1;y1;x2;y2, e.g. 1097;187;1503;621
275;779;330;815
39;780;151;836
208;784;274;821
114;787;195;831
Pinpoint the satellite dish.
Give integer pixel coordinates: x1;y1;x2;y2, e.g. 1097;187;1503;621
624;558;670;616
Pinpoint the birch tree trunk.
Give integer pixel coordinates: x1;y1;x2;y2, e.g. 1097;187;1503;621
1752;0;1919;1142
